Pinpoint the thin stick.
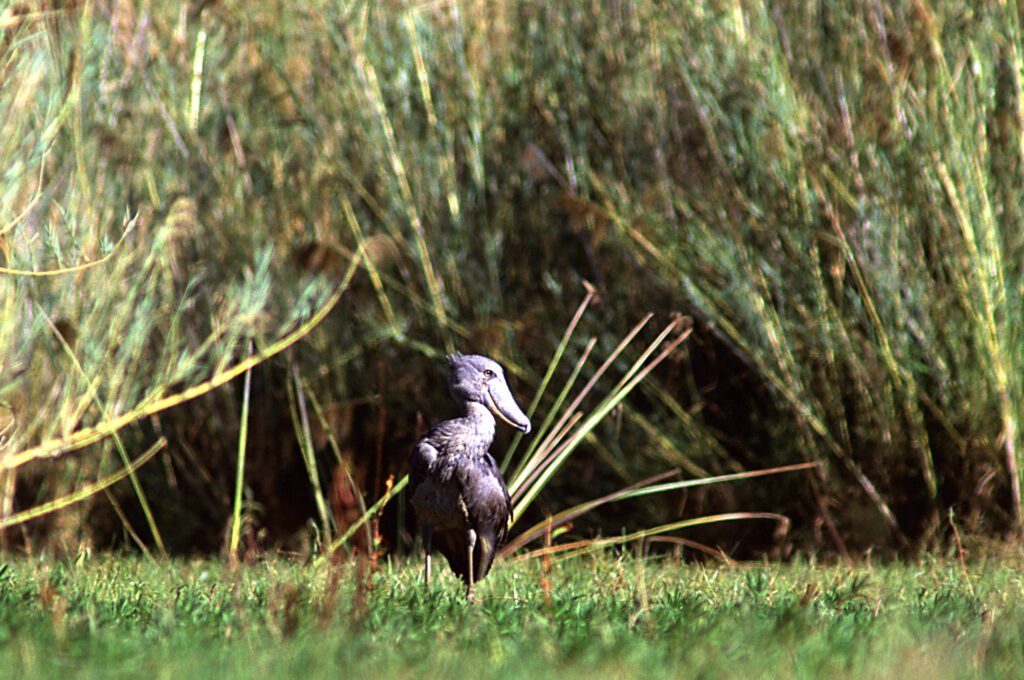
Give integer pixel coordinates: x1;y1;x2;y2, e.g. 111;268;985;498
290;361;333;546
229;340;254;561
316;474;408;563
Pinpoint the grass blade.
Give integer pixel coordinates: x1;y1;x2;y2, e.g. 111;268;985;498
504;461;818;555
229;340;254;561
289;361;333;547
510;318;691;522
502;283;596;471
512;512;790;563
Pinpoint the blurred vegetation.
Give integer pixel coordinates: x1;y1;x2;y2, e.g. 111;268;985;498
1;0;1023;558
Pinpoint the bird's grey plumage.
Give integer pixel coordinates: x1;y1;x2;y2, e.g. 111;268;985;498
409;353;531;598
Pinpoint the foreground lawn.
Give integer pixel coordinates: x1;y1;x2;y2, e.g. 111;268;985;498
0;552;1021;679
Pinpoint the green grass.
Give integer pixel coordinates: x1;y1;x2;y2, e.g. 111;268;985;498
1;553;1021;679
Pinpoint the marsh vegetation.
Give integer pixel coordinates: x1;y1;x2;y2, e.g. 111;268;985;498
2;1;1023;567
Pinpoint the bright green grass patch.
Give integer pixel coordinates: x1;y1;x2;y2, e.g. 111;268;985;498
0;554;1021;679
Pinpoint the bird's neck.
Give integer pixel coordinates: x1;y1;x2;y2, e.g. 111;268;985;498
459;402;496;448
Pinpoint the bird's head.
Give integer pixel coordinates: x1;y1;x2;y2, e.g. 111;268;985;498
447;353;531;434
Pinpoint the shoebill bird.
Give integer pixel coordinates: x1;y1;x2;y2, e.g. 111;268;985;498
409;353;531;599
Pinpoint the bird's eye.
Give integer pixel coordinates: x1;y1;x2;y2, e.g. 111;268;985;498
483;369;495;378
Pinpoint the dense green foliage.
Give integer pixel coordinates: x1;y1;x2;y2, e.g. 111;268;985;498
2;0;1024;556
1;554;1022;679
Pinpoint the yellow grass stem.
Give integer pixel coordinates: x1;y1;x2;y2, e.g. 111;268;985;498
511;512;790;563
356;54;451;353
40;309;168;556
510;319;692;523
0;438;164;531
188;29;207;132
341;196;398;332
502;283;596;472
821;185;937;513
0;253;361;472
508;337;596;481
0;215;137;276
505;462;818;555
937;159;1021;528
510;313;656;497
300;378;372;551
404;13;462;219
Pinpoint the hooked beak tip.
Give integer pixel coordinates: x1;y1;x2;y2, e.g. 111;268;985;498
486;384;531;435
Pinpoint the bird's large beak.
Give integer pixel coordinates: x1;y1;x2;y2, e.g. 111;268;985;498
486;379;531;434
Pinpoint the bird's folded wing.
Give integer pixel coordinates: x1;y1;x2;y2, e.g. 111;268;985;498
408;439;439;490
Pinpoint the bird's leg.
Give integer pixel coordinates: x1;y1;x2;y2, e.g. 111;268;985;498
422;525;433;590
466;528;477;602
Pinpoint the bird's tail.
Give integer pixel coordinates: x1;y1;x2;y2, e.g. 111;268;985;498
438;530;500;585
